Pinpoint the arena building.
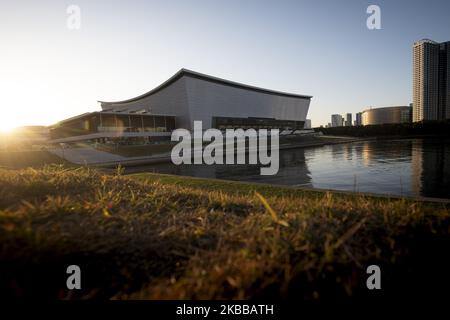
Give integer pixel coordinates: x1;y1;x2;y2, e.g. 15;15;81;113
49;69;312;143
361;106;412;126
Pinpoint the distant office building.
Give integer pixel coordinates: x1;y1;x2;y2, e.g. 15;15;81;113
331;114;343;127
354;112;362;126
304;119;312;129
345;113;352;126
413;39;450;122
361;106;412;125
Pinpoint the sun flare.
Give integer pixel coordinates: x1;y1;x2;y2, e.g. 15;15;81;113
0;123;17;133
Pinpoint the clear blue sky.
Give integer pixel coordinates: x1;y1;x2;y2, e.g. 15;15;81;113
1;0;450;129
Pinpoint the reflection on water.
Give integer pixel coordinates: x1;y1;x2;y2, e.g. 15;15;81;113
128;138;450;199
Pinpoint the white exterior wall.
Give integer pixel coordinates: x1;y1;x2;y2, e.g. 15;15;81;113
184;76;310;129
101;77;191;129
101;75;310;131
304;119;312;129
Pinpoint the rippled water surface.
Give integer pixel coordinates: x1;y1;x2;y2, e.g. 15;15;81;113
129;139;450;199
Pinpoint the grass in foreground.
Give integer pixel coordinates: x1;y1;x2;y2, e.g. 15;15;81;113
0;166;449;302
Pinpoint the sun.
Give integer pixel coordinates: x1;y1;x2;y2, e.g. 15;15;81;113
0;123;17;133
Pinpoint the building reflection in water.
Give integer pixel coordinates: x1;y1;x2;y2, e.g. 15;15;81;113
362;142;371;166
411;139;450;198
129;147;313;188
127;138;450;199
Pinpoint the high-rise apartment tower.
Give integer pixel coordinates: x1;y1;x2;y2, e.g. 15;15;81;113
413;39;450;121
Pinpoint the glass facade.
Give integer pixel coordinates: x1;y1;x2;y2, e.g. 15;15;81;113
212;116;304;130
50;112;176;139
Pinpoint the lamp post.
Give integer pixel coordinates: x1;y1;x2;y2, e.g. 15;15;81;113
59;143;66;160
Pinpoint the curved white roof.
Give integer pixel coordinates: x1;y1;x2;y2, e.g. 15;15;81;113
99;68;312;105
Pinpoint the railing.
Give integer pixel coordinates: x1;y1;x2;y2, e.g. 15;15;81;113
97;126;169;133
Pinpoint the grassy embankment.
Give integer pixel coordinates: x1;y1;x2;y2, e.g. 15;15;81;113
0;166;449;302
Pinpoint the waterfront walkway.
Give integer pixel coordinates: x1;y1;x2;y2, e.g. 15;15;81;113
48;136;364;167
48;146;171;166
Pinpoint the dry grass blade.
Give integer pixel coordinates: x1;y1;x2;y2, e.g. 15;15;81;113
255;191;289;227
333;217;367;249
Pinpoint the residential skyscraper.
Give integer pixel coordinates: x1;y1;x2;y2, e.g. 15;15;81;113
355;112;362;126
413;39;450;122
345;113;352;126
331;114;343;127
